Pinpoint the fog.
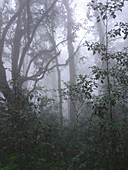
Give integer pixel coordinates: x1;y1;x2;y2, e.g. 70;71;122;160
0;0;128;118
0;1;128;168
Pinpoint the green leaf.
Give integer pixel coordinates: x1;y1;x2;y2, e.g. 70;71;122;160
93;51;96;55
101;80;104;84
103;15;107;20
95;74;100;79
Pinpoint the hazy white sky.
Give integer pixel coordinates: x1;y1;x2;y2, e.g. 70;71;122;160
0;0;4;8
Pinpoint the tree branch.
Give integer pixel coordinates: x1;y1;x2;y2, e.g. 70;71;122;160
18;0;58;72
25;49;53;77
0;1;26;60
28;51;60;93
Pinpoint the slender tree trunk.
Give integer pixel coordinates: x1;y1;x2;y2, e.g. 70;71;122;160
95;11;107;95
95;2;113;120
63;0;76;124
55;57;63;125
49;30;63;125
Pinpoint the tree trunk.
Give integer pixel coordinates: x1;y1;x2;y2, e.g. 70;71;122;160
63;0;76;124
48;29;63;125
55;57;63;125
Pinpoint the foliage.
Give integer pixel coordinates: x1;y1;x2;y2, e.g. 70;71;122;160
0;0;128;170
0;84;128;170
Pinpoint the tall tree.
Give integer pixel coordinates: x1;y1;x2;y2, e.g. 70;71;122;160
63;0;76;124
0;0;59;103
87;0;127;121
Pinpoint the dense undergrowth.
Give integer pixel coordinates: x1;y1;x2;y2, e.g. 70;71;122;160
0;89;128;170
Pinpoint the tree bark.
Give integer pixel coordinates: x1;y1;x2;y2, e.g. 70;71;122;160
0;0;58;102
63;0;76;124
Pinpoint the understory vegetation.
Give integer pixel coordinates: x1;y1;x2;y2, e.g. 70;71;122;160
0;84;128;170
0;42;128;169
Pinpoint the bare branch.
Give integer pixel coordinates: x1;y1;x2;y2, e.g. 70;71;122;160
47;37;84;71
25;49;53;77
28;51;61;93
56;39;68;47
18;0;58;72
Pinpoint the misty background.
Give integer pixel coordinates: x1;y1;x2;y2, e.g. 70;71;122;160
0;0;128;169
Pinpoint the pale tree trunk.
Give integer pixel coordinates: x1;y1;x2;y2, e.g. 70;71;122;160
48;30;63;125
95;10;108;95
55;57;63;125
63;0;76;124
